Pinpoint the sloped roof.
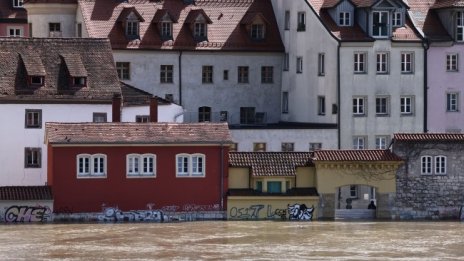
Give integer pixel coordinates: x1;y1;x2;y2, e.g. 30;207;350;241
408;0;453;41
78;0;284;51
46;122;233;144
393;133;464;142
229;152;313;177
61;53;88;77
0;1;27;20
431;0;464;9
0;186;53;201
20;52;46;76
0;37;121;102
152;9;178;23
313;150;403;161
120;82;172;106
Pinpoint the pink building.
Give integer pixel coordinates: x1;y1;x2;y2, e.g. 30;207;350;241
0;0;29;37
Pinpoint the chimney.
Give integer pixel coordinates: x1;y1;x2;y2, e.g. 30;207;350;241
112;93;121;122
150;96;158;123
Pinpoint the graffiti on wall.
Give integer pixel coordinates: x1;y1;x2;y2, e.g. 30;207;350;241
288;204;314;221
4;205;52;222
97;207;166;222
229;203;314;221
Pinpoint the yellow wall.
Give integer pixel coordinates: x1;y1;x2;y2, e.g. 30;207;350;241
296;167;316;187
228;168;249;188
227;196;319;220
315;162;398;194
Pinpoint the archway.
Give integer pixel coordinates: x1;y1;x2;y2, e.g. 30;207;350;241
334;185;377;220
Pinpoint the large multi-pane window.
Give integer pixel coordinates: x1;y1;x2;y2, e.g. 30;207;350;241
353;136;365;150
375;136;388;149
457;11;464;41
376;52;389;74
447;93;459;112
375;97;389;115
160;65;173;83
127;154;156;177
240;107;255;124
176;153;205;177
77;154;107;177
202;66;213;83
435;156;447;174
194;22;207;39
25;148;41;168
372;11;388;37
354;52;366;73
446;54;458;72
198;106;211;122
353;97;365;115
400;96;413;115
116;62;130;80
401;52;414;73
421;156;432;175
421;155;447;175
25;109;42;128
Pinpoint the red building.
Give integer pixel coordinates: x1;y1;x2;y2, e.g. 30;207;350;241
45;122;232;213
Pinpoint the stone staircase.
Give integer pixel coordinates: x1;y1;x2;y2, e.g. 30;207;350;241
335;209;376;220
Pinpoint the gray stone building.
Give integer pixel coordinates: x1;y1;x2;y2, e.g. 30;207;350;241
392;133;464;220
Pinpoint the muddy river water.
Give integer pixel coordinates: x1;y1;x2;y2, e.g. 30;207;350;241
1;221;463;260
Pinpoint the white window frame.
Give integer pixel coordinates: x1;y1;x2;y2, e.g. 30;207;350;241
13;0;24;8
447;53;458;72
8;26;23;37
375;136;388;149
375;96;389;116
161;21;173;38
447;92;459;112
126;154;156;177
339;12;350;26
160;65;174;83
401;52;414;73
372;11;389;38
376;52;389;74
194;22;207;38
176;153;205;177
457;11;464;42
126;20;139;37
435;156;447;175
309;143;322;151
353;136;365;150
251;23;265;40
354;52;367;73
353;97;366;116
77;154;107;178
400;96;414;115
421;156;432;175
392;12;402;27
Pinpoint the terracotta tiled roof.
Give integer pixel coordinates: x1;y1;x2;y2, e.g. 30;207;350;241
431;0;464;9
0;186;53;201
393;133;464;142
308;0;421;41
0;37;121;102
408;0;452;41
78;0;284;51
46;122;233;144
229;152;313;177
0;1;27;20
120;82;172;106
313;150;403;161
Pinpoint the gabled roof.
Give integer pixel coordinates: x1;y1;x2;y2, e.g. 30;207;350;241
431;0;464;9
152;9;178;23
408;0;453;41
313;150;403;161
184;9;212;24
240;12;269;25
0;1;27;20
117;6;146;22
46;122;233;145
0;186;53;201
120;82;172;106
229;152;313;177
393;133;464;142
0;37;121;102
78;0;284;51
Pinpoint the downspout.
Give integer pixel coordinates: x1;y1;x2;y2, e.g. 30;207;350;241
220;143;224;211
422;40;429;133
178;51;183;106
337;42;341;149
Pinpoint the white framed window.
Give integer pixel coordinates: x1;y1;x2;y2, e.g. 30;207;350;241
251;23;265;40
392;12;402;27
296;56;303;73
457;11;464;41
318;53;325;76
8;27;22;37
372;11;389;37
126;20;139;37
400;96;414;115
25;147;41;168
447;54;458;72
136;115;149;123
318;96;326;115
375;96;389;116
353;136;365;150
77;154;107;178
375;136;388;149
116;62;130;80
176;153;205;177
376;52;389;74
447;93;459;112
283;52;289;71
339;12;350;26
127;154;156;177
13;0;24;8
401;52;414;73
202;65;213;83
25;109;42;128
354;52;367;73
421;156;432;175
284;10;290;30
297;12;306;31
353;97;366;116
194;22;207;38
160;65;174;83
435;156;447;175
49;23;61;37
161;21;173;39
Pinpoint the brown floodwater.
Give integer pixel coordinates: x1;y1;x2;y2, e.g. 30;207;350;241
0;221;463;260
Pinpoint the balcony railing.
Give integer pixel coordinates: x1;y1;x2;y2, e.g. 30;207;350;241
182;111;268;126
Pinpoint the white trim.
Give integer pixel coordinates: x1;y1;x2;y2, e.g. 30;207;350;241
76;153;107;178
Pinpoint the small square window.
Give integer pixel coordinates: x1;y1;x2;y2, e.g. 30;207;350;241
116;62;130;80
309;143;322;151
72;77;86;87
49;23;61;37
253;143;266;152
136;115;150;122
25;109;42;128
13;0;24;8
93;112;107;123
219;111;228;122
30;76;44;86
25;147;41;168
281;142;294;152
229;143;238;152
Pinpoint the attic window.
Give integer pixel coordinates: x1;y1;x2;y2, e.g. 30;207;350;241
339;12;350;26
392;12;402;27
161;21;173;39
456;11;464;42
30;76;44;86
194;22;207;40
13;0;23;8
72;77;87;87
251;23;265;40
126;20;140;38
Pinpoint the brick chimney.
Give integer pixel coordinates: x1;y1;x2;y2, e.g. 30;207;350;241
150;96;158;123
112;93;121;122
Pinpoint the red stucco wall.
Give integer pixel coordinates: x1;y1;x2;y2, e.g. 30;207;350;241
50;145;229;213
0;24;29;37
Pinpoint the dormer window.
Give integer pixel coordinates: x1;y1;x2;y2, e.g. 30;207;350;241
457;11;464;42
72;77;87;87
251;23;265;40
339;12;350;26
61;53;88;88
161;21;173;39
194;22;207;39
126;20;139;38
118;8;145;39
13;0;23;8
153;10;177;41
30;76;44;86
372;11;389;38
392;12;402;27
185;10;211;42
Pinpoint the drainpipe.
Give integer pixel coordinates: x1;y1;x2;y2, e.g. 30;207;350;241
178;51;183;106
337;42;341;149
422;40;429;133
220;143;224;211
